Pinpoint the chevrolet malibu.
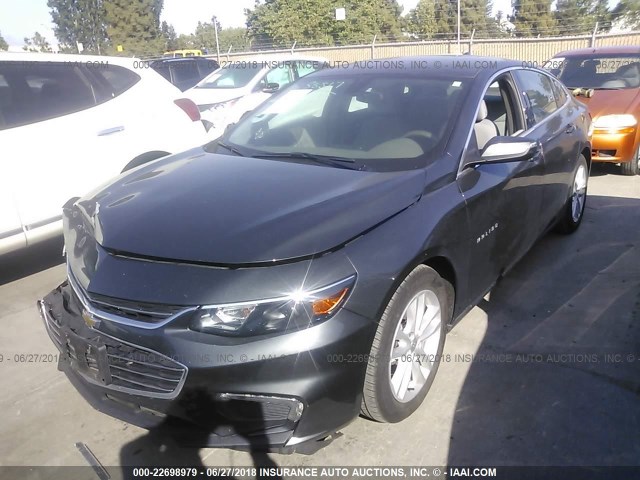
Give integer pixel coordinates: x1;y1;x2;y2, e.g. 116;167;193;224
39;57;591;453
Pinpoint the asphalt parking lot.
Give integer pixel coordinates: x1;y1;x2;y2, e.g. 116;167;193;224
0;164;639;475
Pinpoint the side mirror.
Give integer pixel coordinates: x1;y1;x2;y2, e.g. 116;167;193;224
262;82;280;93
478;136;540;164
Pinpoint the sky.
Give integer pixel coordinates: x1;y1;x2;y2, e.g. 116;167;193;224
0;0;556;50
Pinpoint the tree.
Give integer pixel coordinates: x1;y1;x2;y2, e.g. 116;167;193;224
218;27;251;53
104;0;164;56
246;0;403;48
555;0;611;35
246;0;336;48
613;0;640;29
0;31;8;51
512;0;557;37
458;0;493;37
408;0;499;40
407;0;437;38
48;0;109;54
176;33;195;49
433;0;456;37
590;0;613;31
555;0;594;35
331;0;404;45
161;20;178;50
174;21;250;54
23;32;53;52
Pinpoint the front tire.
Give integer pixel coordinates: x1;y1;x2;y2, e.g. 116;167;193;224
620;147;640;176
361;265;452;423
555;154;588;234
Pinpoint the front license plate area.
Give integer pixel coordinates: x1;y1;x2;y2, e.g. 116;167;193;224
59;326;112;386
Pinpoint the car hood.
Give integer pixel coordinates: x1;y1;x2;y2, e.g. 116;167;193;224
75;149;425;265
574;88;640;118
184;86;247;106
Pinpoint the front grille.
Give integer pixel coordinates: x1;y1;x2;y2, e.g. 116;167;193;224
106;343;186;395
41;301;187;399
86;292;186;324
67;268;191;326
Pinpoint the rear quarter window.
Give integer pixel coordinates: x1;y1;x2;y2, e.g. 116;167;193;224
91;64;140;97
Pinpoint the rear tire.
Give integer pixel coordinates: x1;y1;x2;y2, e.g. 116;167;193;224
555;154;588;234
361;265;453;423
620;147;640;176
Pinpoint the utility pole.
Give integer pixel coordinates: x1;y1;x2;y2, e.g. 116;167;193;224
212;15;220;62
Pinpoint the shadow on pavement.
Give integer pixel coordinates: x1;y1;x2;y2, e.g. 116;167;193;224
119;389;282;480
588;162;624;177
447;195;640;466
0;236;64;286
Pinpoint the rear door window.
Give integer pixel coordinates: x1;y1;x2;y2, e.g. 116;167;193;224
0;62;97;130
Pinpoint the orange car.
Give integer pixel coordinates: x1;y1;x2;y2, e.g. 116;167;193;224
546;46;640;175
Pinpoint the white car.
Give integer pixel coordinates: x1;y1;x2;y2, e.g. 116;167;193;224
184;55;326;139
0;53;208;255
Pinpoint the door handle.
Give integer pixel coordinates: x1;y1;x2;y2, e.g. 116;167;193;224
565;123;576;134
97;126;125;136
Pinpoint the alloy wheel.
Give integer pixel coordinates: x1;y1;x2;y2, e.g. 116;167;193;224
571;164;587;223
388;290;442;403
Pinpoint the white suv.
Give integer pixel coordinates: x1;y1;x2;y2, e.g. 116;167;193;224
0;53;208;255
184;55;325;139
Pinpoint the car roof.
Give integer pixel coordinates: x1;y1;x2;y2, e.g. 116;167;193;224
219;53;327;62
151;56;217;64
311;55;521;81
0;51;140;67
553;45;640;57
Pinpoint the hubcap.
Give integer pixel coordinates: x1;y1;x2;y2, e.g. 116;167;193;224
389;290;442;403
571;164;587;223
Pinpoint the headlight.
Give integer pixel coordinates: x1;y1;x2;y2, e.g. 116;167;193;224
593;114;637;131
198;98;239;113
190;275;355;336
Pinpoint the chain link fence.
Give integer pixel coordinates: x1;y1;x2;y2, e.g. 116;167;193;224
205;31;640;64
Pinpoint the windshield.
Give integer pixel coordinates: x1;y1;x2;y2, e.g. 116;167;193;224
546;55;640;89
212;73;469;172
196;63;262;89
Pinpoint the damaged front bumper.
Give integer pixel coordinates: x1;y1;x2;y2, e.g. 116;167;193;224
38;278;373;453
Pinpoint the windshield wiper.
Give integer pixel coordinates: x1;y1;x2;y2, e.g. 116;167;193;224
252;152;363;170
217;141;245;156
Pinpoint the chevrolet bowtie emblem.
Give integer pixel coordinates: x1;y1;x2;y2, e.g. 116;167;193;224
82;310;101;329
